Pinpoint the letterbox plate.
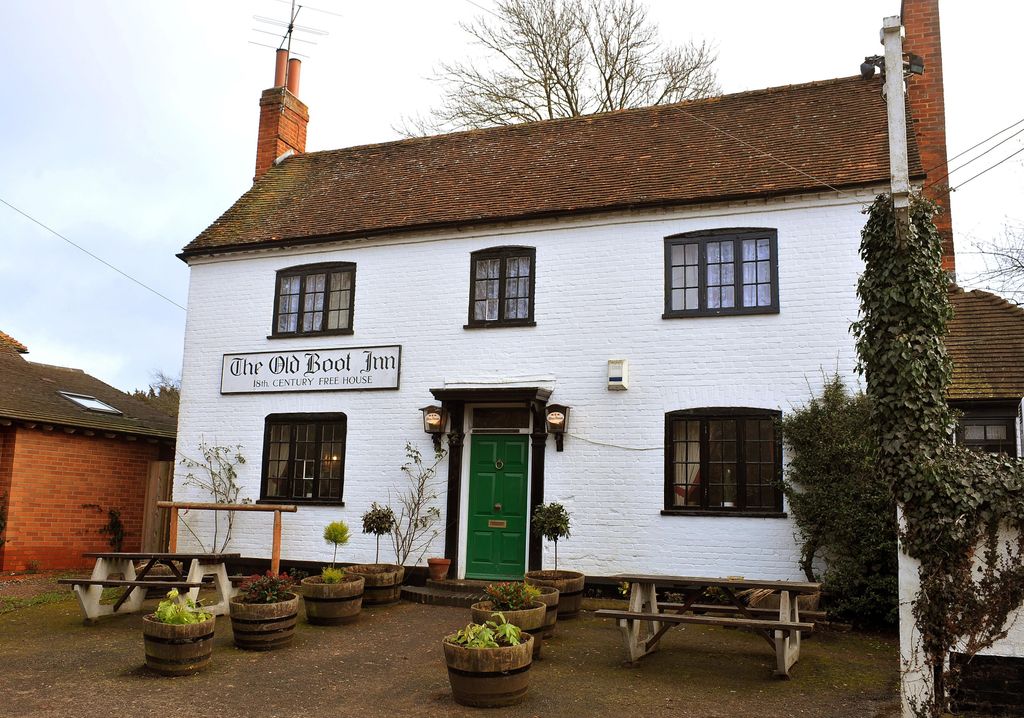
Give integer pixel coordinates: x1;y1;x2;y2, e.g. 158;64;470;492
487;519;507;529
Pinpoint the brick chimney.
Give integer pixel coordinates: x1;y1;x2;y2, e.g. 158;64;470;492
254;49;309;182
902;0;955;273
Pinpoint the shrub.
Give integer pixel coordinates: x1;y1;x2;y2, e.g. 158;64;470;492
320;567;345;584
780;373;897;627
484;582;540;611
152;589;211;624
447;613;522;648
239;571;294;604
361;502;396;563
531;502;571;570
323;520;350;567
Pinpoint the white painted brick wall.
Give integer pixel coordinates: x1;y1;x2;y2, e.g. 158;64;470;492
174;190;876;580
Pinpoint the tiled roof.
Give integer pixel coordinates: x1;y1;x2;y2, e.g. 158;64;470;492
0;331;27;353
182;75;923;256
947;287;1024;401
0;348;176;438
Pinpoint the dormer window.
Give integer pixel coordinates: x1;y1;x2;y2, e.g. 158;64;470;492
58;392;122;415
272;262;356;337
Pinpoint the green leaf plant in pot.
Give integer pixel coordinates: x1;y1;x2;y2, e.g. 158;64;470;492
302;520;365;626
471;582;547;658
443;612;534;708
348;502;403;606
229;571;299;650
524;502;585;619
142;589;215;675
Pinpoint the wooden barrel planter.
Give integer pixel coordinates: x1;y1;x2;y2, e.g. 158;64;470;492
533;586;560;639
472;600;546;658
301;574;365;625
142;614;215;676
443;635;534;708
525;570;585;619
229;593;300;651
345;564;402;606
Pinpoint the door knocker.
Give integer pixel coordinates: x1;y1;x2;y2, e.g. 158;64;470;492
495;458;504;470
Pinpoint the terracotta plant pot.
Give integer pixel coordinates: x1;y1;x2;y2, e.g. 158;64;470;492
525;570;585;619
532;585;560;639
443;635;534;708
427;557;452;581
471;599;546;658
344;564;402;605
301;574;365;625
142;614;215;676
229;593;300;650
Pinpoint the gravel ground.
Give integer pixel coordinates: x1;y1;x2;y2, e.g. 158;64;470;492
0;574;901;718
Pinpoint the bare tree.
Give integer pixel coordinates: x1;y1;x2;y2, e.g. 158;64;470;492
132;371;181;418
404;0;718;134
972;221;1024;300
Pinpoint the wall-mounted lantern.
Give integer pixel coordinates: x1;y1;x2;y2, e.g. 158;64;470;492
545;404;570;452
420;405;448;451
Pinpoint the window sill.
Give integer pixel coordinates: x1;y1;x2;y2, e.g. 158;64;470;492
257;499;345;507
463;321;537;330
662;308;779;319
267;329;355;339
661;509;787;519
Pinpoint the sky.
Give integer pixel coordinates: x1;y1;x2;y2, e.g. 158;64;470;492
1;0;1021;394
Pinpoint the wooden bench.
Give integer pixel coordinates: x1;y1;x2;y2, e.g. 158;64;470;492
664;602;826;623
594;609;815;635
57;579;203;590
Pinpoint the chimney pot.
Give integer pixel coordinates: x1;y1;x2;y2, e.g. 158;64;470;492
287;58;302;96
274;49;288;87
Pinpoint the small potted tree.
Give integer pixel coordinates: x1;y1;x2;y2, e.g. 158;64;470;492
349;503;401;605
471;582;546;658
302;520;365;625
229;571;299;650
525;502;585;619
142;589;215;675
443;613;534;707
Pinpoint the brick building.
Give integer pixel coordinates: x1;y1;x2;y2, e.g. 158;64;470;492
0;333;176;571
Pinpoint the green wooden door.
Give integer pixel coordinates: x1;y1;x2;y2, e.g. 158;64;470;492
466;434;529;580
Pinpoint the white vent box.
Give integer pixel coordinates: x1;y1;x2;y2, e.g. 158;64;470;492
607;359;628;391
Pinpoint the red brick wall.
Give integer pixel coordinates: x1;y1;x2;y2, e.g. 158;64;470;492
254;87;309;182
902;0;955;272
0;428;14;567
0;427;164;571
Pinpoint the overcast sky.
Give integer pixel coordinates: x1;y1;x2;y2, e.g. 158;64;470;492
1;0;1021;394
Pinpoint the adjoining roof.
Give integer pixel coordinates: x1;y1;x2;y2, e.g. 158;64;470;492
182;75;923;257
0;348;176;439
947;287;1024;402
0;331;28;354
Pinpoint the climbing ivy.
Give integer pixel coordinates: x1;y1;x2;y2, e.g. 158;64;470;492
853;194;1024;716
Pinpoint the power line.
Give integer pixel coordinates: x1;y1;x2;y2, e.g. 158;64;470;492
951;145;1024;193
0;196;187;312
924;125;1024;191
922;115;1024;175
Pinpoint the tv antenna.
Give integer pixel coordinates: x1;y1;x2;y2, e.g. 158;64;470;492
249;0;338;60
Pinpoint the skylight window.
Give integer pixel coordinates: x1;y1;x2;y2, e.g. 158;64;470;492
58;392;122;415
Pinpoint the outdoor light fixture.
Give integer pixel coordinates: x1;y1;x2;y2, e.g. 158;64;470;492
905;53;925;76
420;405;448;450
860;53;924;79
545;404;570;452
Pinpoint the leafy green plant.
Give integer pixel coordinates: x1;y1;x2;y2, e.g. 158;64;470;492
447;612;523;648
361;502;396;563
179;442;249;553
320;567;345;584
780;374;897;628
531;502;571;570
239;571;294;604
484;582;540;611
323;520;350;567
151;589;212;625
81;504;127;551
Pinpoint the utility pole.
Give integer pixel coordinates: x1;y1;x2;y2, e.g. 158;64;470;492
882;15;911;239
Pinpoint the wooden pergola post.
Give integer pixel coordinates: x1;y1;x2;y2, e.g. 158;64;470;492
158;501;297;573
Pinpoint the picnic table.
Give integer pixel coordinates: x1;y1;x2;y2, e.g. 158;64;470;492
595;574;822;677
58;552;240;624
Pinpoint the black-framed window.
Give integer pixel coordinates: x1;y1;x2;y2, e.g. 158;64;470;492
261;413;346;504
272;262;355;337
466;246;536;327
957;417;1017;456
664;408;783;515
664;229;779;317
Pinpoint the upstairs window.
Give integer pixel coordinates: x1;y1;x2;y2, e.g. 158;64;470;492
466;247;536;328
958;417;1017;457
664;229;779;317
262;413;346;504
665;408;783;515
272;262;355;337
